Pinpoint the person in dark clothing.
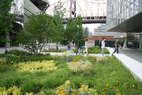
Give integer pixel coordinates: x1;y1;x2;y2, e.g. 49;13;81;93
112;39;121;55
76;38;83;55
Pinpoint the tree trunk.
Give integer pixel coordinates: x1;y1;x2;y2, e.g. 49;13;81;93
5;32;10;53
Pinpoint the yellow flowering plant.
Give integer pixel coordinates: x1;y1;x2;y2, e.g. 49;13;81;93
55;81;97;95
13;60;56;72
99;83;122;95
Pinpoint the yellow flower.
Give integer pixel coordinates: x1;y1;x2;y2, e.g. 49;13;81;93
117;92;121;95
72;93;75;95
81;84;84;87
103;92;106;94
132;84;135;88
110;86;113;88
116;89;119;91
105;88;108;90
106;84;109;87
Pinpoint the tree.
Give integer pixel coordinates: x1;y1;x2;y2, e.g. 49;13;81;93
18;13;57;54
83;27;89;37
65;16;83;43
0;0;15;50
53;1;66;49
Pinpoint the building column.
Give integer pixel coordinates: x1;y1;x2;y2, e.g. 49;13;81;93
139;34;142;51
5;32;10;48
123;39;127;49
138;0;142;12
123;32;128;49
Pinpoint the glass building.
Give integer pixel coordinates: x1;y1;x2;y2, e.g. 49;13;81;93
106;0;142;50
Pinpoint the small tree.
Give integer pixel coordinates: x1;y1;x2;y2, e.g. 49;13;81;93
0;0;15;50
18;13;57;54
83;27;89;37
65;16;83;43
53;1;66;49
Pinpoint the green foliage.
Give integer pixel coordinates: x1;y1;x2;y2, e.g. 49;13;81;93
43;48;66;52
5;49;30;56
73;46;109;54
0;0;15;44
17;13;57;54
0;53;53;65
53;1;65;43
88;46;109;54
0;56;142;95
83;27;89;37
65;16;83;43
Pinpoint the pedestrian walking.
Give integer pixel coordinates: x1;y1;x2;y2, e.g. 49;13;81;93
112;39;121;55
100;38;106;56
76;38;83;55
69;40;74;54
67;41;70;50
83;39;89;55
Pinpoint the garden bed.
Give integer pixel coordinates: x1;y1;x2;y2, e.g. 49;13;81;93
0;51;142;95
43;46;110;54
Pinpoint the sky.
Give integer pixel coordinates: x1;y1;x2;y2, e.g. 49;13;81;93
46;0;106;34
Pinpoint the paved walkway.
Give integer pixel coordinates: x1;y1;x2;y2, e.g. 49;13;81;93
107;47;142;82
0;47;110;57
0;47;24;54
41;52;110;57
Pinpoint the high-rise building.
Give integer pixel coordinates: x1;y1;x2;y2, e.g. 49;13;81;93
107;0;142;50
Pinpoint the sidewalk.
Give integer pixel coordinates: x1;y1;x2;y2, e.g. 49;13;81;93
0;47;24;54
107;47;142;82
41;52;110;57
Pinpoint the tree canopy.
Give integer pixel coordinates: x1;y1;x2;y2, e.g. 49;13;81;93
18;13;57;54
0;0;15;45
65;16;83;43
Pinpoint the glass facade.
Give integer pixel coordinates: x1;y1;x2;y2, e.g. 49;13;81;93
106;0;142;31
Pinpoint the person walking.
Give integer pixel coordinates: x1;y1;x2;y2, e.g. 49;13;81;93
76;38;83;55
69;40;74;54
83;39;89;55
112;39;121;55
67;41;70;50
100;38;106;56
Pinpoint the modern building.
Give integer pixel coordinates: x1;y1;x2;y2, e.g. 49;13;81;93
94;24;126;40
24;0;49;23
106;0;142;51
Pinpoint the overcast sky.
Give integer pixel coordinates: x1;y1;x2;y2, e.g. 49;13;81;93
46;0;106;34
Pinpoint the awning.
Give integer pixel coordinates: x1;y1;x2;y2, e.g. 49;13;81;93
108;11;142;32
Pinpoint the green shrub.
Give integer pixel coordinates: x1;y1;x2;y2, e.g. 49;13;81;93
5;49;30;56
43;48;66;52
0;54;53;65
73;46;109;54
88;46;109;54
